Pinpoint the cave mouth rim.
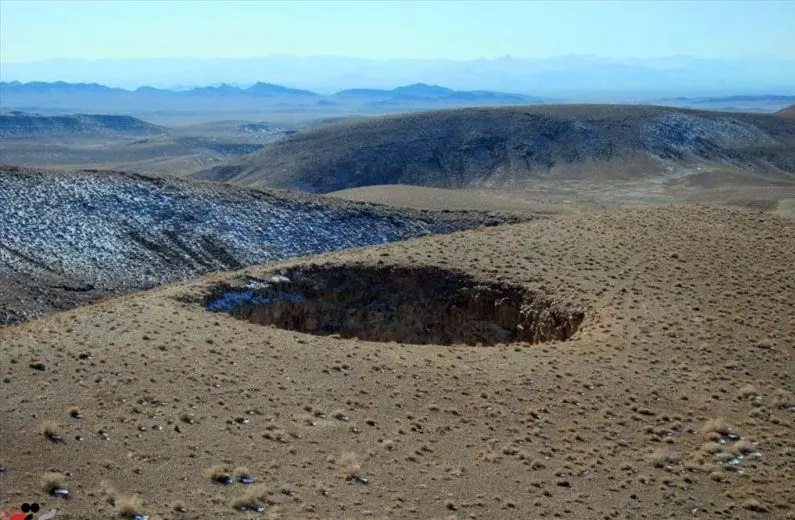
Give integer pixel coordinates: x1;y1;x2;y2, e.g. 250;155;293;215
203;264;585;347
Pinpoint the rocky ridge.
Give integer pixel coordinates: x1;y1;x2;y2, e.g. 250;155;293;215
0;166;508;324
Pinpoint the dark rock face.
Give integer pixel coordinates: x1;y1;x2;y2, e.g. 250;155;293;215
205;265;584;346
0;167;498;325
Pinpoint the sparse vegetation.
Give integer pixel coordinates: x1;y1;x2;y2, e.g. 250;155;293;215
700;442;723;454
728;439;756;455
742;498;769;513
229;485;270;513
206;465;233;486
233;466;254;484
737;384;759;399
647;449;681;468
40;472;66;493
115;495;144;518
39;420;63;442
339;451;366;483
699;418;733;439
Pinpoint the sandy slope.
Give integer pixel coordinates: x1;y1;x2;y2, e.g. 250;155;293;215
327;177;795;221
1;205;793;519
777;104;795;119
327;184;572;216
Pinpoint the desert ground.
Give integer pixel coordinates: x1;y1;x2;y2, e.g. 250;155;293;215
328;185;572;216
1;204;793;519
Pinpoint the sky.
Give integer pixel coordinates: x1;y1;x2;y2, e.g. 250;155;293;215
2;0;795;63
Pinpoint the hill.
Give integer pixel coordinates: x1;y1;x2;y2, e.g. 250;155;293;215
193;105;795;193
0;111;165;138
332;82;541;108
0;166;506;325
2;204;793;518
777;104;795;119
657;94;795;113
0;113;294;176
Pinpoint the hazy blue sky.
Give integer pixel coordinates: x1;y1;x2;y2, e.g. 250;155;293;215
2;0;795;63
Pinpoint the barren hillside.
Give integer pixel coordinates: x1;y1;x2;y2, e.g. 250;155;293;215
1;205;793;519
0;113;292;176
0;112;165;139
0;166;506;324
194;105;795;193
778;104;795;119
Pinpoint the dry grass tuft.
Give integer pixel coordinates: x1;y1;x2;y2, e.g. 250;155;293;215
339;451;362;480
98;480;117;505
39;420;62;440
205;464;233;485
115;495;143;518
728;439;756;455
647;449;681;468
40;472;66;493
700;442;723;454
737;384;758;399
772;389;793;410
742;498;769;513
699;418;733;439
233;466;254;483
229;484;270;512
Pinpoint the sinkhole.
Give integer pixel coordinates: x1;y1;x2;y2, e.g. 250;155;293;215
204;265;584;346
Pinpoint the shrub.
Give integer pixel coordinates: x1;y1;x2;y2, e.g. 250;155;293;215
40;472;66;493
230;485;269;512
115;495;144;518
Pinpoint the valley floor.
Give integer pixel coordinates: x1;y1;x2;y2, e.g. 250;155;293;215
328;174;795;218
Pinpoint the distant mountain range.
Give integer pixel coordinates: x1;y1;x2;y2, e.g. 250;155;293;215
0;81;544;124
656;95;795;113
2;80;791;126
3;55;795;98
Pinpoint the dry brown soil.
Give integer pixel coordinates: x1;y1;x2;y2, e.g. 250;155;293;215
1;205;794;519
328;185;573;216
